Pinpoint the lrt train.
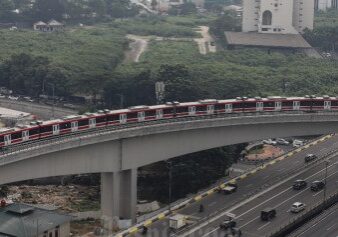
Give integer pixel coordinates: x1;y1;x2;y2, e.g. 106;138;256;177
0;96;336;148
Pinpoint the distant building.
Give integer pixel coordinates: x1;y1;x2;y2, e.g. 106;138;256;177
242;0;314;34
315;0;338;10
0;203;72;237
33;20;65;32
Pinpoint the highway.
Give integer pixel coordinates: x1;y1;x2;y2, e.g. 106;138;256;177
288;203;338;237
136;135;338;237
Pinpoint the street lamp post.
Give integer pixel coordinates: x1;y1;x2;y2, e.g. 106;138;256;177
166;160;172;237
323;160;329;205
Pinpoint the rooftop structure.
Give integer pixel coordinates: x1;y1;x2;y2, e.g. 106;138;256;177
0;203;71;237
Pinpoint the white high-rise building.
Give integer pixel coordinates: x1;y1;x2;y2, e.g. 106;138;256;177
242;0;314;34
315;0;338;10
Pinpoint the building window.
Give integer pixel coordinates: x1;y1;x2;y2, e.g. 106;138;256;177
262;10;272;25
55;229;59;237
49;232;53;237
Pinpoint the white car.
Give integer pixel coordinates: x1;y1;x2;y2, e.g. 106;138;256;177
291;202;306;213
0;94;5;98
263;139;277;145
293;139;304;147
276;138;290;145
8;95;19;100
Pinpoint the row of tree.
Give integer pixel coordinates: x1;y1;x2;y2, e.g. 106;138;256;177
0;0;139;23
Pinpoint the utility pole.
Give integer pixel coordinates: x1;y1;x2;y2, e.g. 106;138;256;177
166;160;172;237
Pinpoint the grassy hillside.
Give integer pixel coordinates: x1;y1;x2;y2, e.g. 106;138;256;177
0;26;127;79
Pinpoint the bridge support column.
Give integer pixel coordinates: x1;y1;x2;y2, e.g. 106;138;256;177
101;169;137;230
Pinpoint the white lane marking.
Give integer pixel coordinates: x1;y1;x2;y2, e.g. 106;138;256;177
257;221;271;230
277;168;285;172
180;160;338;237
312;190;323;197
208;201;217;207
327;224;335;230
239;167;338;228
320;148;328;153
297;209;337;236
201;227;219;237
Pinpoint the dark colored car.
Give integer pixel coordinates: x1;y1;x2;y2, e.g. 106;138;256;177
293;180;307;190
311;181;325;191
220;219;236;230
261;208;276;221
305;154;317;162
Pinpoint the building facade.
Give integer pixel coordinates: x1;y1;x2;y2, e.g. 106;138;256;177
242;0;314;34
315;0;338;10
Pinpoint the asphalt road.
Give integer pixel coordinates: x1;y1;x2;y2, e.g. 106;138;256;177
138;135;338;237
288;203;338;237
180;155;338;237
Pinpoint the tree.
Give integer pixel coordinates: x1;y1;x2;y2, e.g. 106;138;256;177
32;0;65;21
209;10;241;38
0;0;16;21
151;0;157;10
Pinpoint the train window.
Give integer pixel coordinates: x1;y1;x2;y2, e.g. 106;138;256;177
264;102;274;108
243;102;256;108
225;104;232;113
156;109;163;119
282;101;293;107
176;107;188;114
11;132;22;140
301;100;312;107
232;103;242;109
0;135;4;143
324;101;331;110
127;112;137;119
78;119;89;127
312;100;324;107
196;105;207;112
293;101;300;110
120;114;127;124
60;122;71;130
331;100;338;107
138;111;145;121
29;128;39;136
188;106;196;115
207;105;214;114
256;102;263;111
163;108;173;115
40;125;52;133
275;101;282;111
107;114;119;121
145;110;156;117
96;116;106;124
215;104;224;111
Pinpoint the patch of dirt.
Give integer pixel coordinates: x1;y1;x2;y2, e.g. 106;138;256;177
246;145;284;161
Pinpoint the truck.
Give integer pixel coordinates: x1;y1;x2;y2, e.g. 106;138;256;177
169;214;187;229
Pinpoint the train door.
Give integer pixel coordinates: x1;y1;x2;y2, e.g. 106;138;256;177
156;109;163;119
293;101;300;110
4;135;11;146
188;106;196;115
119;114;127;124
138;111;145;122
22;130;29;142
324;101;331;110
256;102;264;112
275;101;282;111
52;124;60;135
207;105;214;114
225;104;232;113
71;121;78;132
89;118;96;128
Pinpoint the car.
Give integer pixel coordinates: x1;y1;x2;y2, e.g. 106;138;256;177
276;138;289;145
293;180;307;190
263;139;277;145
8;95;19;100
261;208;276;221
290;202;306;213
305;154;317;162
293;139;304;147
217;182;238;194
220;219;236;230
0;94;5;98
310;181;325;191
